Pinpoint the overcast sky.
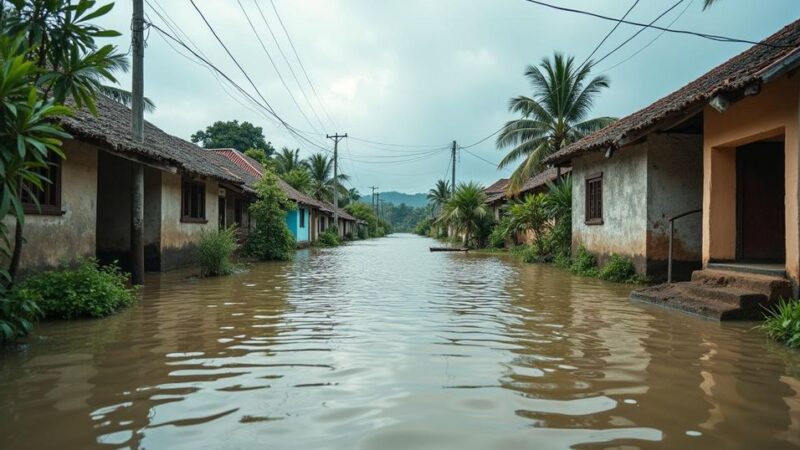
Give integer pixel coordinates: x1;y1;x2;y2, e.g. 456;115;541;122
95;0;798;194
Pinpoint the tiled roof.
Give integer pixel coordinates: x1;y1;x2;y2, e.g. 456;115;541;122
546;19;800;165
484;178;509;194
518;167;570;194
61;95;242;184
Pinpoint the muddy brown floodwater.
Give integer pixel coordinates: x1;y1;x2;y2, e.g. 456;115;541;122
1;234;800;449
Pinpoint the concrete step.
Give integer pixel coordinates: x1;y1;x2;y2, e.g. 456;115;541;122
677;283;767;308
630;284;753;320
690;269;792;301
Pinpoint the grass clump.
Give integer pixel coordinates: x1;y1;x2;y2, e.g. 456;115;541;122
761;299;800;348
17;258;137;319
197;226;239;277
569;246;598;277
316;227;342;247
598;254;638;283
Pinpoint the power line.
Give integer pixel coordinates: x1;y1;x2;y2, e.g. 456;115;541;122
597;0;696;73
521;0;796;48
348;136;450;150
592;0;687;68
268;0;339;129
236;0;322;135
579;0;640;69
460;127;503;149
252;0;328;131
462;148;500;167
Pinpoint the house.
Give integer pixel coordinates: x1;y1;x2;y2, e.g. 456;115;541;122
546;19;800;317
209;148;324;247
484;168;571;244
8;94;249;275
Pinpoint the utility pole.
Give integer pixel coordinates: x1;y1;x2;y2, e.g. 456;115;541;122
327;133;347;226
375;193;380;219
369;185;379;215
130;0;145;285
451;140;457;196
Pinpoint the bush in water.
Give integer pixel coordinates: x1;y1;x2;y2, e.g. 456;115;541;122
18;259;137;319
0;288;42;341
245;173;297;261
197;226;239;277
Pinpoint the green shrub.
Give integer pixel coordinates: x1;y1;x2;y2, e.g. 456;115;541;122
197;226;238;277
316;229;342;247
18;259;137;319
357;227;369;240
520;245;539;263
761;299;800;348
598;254;639;283
0;287;42;341
245;174;297;261
570;246;598;276
345;232;354;241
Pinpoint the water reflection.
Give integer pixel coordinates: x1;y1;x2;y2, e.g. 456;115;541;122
1;234;799;449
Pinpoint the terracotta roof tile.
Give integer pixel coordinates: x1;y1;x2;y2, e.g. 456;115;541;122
546;19;800;165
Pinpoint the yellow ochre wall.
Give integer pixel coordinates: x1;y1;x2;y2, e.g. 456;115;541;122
703;74;800;283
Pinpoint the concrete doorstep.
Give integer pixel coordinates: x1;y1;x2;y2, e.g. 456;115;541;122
630;269;792;320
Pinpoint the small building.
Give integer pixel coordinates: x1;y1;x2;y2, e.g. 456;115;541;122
483;178;509;221
9;95;247;275
546;18;800;316
210;148;323;247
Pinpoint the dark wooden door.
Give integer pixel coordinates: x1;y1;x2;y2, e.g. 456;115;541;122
737;142;785;261
218;196;226;230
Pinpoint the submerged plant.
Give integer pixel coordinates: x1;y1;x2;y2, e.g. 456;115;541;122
761;299;800;348
17;259;137;319
245;173;297;261
197;226;239;277
0;288;42;341
598;254;639;283
570;246;598;276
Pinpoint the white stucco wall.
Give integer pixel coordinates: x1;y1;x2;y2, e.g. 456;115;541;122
572;144;649;272
160;172;220;270
4;140;98;272
646;133;704;264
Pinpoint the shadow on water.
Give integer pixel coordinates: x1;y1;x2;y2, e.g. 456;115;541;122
1;233;799;449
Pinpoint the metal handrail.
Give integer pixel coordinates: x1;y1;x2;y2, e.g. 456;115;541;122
667;209;702;283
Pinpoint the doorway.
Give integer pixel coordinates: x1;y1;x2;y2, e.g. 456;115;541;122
736;140;785;261
218;196;226;230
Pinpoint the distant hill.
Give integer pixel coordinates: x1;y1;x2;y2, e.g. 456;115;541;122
359;191;428;208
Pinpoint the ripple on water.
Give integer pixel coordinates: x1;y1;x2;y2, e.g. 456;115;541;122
0;235;799;450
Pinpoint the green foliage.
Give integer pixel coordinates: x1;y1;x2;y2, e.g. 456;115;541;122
569;246;598;276
427;179;450;213
307;153;349;202
415;217;433;236
1;0;124;341
283;168;313;194
0;287;42;341
273;147;307;174
316;228;342;247
761;299;800;348
496;53;616;191
197;226;239;277
191;120;275;155
508;193;549;240
244;147;270;166
245;173;297;261
437;182;488;248
598;254;638;283
357;226;369;240
17;259;137;319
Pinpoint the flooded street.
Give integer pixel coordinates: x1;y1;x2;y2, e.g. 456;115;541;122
2;234;799;449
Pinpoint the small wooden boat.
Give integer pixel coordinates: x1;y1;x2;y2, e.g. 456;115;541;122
429;247;469;252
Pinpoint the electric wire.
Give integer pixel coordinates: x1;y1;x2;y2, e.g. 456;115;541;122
521;0;796;48
579;0;640;69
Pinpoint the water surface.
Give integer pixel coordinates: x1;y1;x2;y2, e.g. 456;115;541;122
2;234;799;449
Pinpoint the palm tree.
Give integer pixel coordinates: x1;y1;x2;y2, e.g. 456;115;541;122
703;0;718;9
274;147;307;174
339;187;361;208
306;153;350;202
437;182;488;248
427;179;451;213
496;53;615;192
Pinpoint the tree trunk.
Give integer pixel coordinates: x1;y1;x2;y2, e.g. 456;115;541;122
7;216;23;288
463;230;470;248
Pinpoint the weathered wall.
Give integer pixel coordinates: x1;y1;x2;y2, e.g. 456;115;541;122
6;140;98;272
144;169;162;270
160;172;219;270
703;74;800;286
284;207;310;242
646;133;704;279
572;144;649;272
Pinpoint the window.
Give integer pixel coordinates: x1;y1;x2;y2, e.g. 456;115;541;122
182;178;206;222
299;208;306;228
585;173;603;225
22;152;62;215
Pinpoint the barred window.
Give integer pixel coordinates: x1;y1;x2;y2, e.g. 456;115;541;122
585;173;603;225
182;178;206;222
